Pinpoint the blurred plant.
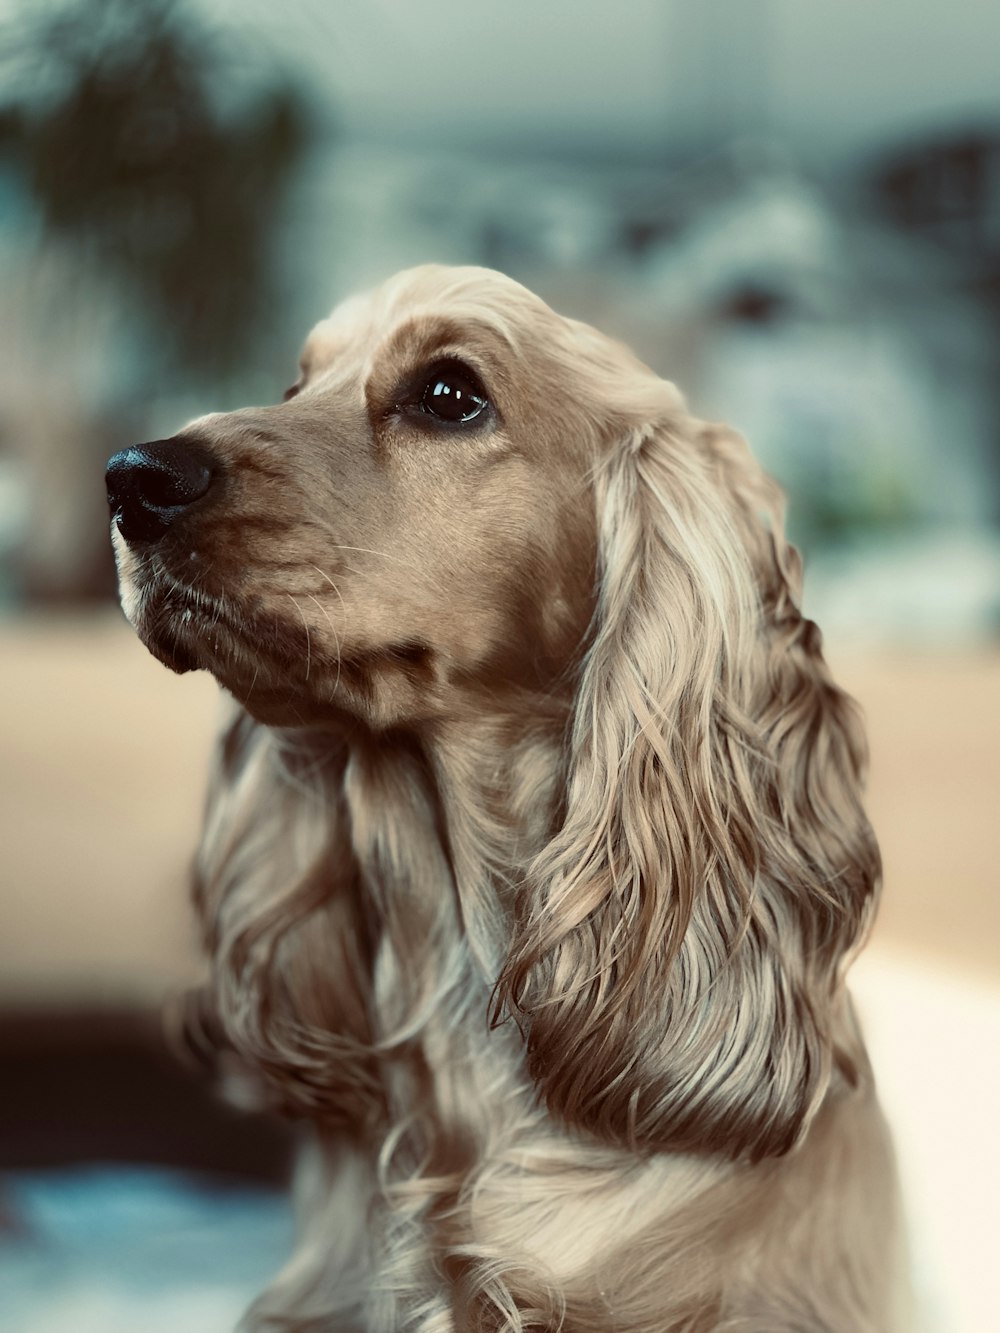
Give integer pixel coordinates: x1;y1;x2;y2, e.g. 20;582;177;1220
0;0;313;385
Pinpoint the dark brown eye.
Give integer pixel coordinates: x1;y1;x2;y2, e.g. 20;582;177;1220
282;382;301;402
419;363;489;423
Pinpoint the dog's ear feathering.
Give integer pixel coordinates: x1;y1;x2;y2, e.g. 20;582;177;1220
495;413;881;1163
188;712;462;1132
189;712;384;1129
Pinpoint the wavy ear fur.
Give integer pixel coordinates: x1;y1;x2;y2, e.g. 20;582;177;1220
498;416;880;1162
188;708;383;1129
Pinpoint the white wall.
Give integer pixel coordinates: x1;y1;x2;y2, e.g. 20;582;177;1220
209;0;1000;162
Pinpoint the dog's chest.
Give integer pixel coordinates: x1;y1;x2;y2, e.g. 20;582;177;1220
369;1003;709;1293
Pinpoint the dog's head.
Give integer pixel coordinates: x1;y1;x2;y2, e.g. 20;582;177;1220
108;265;879;1160
106;265;637;729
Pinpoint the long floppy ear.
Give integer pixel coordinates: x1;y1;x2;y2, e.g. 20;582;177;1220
497;415;880;1162
187;705;382;1129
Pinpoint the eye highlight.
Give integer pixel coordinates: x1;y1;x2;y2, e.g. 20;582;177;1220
418;361;490;424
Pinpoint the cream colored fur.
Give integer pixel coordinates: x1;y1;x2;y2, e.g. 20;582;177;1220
113;266;906;1331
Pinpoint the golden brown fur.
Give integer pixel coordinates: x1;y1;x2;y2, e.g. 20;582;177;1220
111;266;905;1330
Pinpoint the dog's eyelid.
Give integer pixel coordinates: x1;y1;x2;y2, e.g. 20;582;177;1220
406;353;489;395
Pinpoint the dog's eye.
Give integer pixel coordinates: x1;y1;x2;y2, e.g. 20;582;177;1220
419;363;489;424
282;382;301;403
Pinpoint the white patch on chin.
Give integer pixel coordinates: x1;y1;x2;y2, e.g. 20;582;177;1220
111;525;143;625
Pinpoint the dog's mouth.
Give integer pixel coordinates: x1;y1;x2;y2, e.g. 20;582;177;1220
134;583;237;675
130;574;311;690
121;559;446;729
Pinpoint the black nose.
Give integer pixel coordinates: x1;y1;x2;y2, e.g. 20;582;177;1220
106;439;217;545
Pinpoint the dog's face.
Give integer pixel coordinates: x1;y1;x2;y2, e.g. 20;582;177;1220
107;266;627;728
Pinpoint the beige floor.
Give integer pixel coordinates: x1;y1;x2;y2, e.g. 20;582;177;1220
2;611;996;1002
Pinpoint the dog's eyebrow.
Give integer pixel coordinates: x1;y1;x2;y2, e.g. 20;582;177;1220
379;313;518;370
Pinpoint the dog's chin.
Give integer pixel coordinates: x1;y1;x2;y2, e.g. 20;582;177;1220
124;579;431;732
127;591;214;677
139;625;201;675
129;601;330;726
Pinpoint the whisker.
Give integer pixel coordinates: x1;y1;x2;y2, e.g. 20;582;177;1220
309;565;348;694
285;593;312;682
311;531;454;600
305;590;343;694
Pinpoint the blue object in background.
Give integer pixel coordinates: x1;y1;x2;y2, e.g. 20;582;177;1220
0;1166;294;1332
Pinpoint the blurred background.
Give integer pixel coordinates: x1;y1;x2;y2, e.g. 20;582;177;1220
0;1;997;1328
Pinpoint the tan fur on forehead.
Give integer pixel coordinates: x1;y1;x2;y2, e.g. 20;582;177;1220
304;267;546;365
375;263;552;326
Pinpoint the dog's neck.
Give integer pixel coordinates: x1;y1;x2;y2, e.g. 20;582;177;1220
313;705;569;1164
338;703;569;993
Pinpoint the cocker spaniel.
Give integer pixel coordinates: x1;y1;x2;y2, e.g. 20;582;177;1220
106;265;905;1332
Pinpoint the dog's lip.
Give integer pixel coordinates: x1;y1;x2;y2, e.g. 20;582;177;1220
137;592;198;672
136;581;237;674
149;578;240;637
139;579;314;687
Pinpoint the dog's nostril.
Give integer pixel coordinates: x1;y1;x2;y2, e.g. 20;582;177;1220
105;438;217;546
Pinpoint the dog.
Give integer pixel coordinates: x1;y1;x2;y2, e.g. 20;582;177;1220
106;265;905;1331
